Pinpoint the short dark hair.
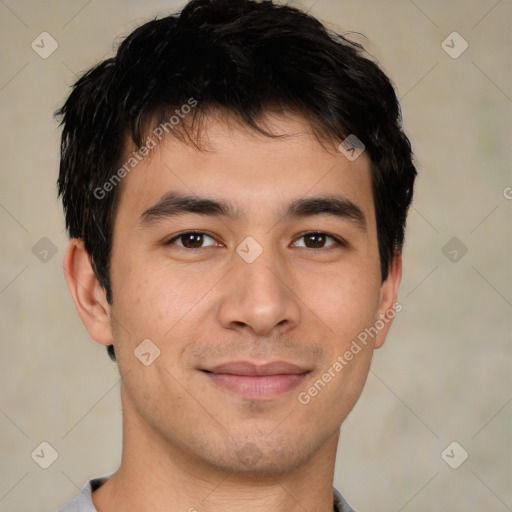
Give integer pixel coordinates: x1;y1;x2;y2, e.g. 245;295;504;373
56;0;416;305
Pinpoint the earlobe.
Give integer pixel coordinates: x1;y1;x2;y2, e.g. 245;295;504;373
63;239;113;346
374;253;402;349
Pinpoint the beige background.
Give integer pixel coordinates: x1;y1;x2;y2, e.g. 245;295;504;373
1;0;511;510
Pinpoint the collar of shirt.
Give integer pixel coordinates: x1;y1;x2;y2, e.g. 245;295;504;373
57;474;356;512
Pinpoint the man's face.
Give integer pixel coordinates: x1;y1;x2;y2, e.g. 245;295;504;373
107;113;398;474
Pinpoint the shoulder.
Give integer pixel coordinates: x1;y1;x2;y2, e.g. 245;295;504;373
56;474;112;512
333;486;357;512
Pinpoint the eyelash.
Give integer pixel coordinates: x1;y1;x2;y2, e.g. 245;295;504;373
165;231;346;250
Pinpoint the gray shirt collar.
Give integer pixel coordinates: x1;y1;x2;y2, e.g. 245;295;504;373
58;475;356;512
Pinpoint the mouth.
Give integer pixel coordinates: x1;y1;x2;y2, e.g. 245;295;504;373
200;361;311;400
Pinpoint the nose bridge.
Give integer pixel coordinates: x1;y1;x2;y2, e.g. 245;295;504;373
217;238;300;335
238;250;285;303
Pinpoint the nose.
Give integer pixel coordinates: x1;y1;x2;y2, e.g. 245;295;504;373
217;246;301;337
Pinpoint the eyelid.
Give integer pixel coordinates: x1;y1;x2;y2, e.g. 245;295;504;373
164;229;348;252
291;231;346;249
165;230;346;249
165;230;221;248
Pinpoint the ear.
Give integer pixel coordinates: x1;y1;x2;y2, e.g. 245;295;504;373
63;239;113;346
374;252;402;349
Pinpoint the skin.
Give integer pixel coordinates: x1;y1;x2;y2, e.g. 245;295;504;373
64;111;401;512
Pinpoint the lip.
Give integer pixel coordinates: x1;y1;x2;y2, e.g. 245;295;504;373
201;361;311;400
205;361;310;376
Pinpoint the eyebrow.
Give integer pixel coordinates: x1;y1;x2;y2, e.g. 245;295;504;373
139;192;366;231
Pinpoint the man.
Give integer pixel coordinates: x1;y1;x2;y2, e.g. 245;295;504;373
56;0;416;510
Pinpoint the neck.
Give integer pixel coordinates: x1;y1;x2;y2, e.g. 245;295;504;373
92;387;340;512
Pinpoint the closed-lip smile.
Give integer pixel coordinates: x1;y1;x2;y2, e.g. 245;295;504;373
201;360;311;399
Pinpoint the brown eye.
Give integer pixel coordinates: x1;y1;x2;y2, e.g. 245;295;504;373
293;232;341;249
305;233;326;248
167;232;217;249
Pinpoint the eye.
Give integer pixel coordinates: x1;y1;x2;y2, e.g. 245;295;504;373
292;232;344;249
166;231;219;249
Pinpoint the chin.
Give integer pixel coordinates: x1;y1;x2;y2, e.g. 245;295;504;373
196;435;317;476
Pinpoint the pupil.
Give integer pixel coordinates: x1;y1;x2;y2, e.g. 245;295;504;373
307;233;324;248
184;233;203;248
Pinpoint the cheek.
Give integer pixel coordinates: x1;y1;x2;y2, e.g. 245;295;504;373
305;266;381;347
110;259;218;361
112;255;171;323
295;337;374;430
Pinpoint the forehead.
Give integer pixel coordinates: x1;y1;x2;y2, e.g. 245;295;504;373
114;112;375;227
